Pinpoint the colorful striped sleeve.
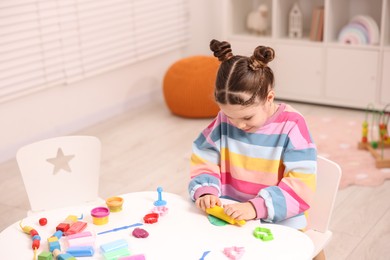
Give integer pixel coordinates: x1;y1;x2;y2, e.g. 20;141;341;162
259;111;317;224
188;116;223;201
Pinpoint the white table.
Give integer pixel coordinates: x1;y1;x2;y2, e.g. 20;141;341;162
0;191;314;259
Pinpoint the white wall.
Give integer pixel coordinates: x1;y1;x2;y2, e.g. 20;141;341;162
0;51;181;163
0;0;222;163
186;0;223;55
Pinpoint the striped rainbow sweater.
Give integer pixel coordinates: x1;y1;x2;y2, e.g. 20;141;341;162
188;103;317;227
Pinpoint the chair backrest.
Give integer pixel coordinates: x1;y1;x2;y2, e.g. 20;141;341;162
306;155;342;232
16;135;101;212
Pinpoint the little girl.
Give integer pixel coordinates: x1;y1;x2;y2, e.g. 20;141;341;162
188;39;317;229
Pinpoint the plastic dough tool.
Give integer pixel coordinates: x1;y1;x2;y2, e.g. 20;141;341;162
206;206;246;226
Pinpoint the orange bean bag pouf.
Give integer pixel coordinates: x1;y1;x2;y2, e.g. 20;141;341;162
163;56;220;118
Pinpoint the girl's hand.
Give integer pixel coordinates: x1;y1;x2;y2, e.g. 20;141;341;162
195;194;222;211
223;202;256;221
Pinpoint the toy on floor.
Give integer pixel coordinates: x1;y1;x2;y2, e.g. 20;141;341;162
206;206;246;226
358;103;390;168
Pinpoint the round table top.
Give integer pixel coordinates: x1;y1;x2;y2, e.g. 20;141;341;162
0;191;314;259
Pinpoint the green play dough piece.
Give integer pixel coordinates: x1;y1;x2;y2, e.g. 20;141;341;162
207;215;228;226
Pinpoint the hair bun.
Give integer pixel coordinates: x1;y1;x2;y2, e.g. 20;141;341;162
210;39;233;62
249;46;275;70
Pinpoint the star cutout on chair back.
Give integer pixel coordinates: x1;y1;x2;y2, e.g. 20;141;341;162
46;148;75;174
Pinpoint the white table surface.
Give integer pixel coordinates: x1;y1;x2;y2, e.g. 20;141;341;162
0;191;314;259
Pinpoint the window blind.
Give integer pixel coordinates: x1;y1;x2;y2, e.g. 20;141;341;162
0;0;189;103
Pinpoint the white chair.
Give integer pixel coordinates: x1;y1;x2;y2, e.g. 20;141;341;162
16;135;104;216
304;155;342;258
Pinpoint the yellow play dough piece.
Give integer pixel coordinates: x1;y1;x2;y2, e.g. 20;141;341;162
206;206;246;226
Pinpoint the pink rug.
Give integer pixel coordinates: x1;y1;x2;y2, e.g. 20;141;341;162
305;114;390;189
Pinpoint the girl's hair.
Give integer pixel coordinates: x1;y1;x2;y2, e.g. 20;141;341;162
210;39;275;106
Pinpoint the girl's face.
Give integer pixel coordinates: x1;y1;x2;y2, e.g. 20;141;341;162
218;91;276;133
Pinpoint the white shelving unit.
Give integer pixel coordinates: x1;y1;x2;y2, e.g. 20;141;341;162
222;0;389;109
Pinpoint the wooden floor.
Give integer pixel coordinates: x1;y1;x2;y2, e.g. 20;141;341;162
0;97;389;260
